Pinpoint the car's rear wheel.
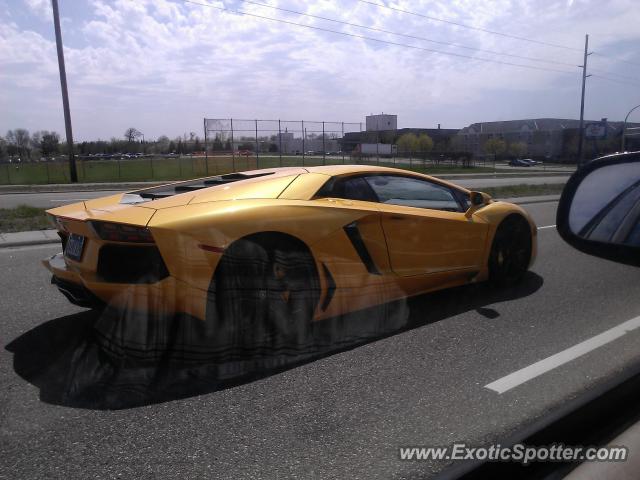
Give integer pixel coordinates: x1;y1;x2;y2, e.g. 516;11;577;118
488;215;532;286
205;234;320;354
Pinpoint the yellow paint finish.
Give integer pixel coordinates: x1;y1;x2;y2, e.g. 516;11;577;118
189;174;301;205
43;165;538;325
278;172;331;200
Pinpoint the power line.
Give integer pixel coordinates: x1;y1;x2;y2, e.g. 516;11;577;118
356;0;582;52
589;68;640;84
592;52;640;68
358;0;640;69
178;0;578;75
590;74;640;87
238;0;580;68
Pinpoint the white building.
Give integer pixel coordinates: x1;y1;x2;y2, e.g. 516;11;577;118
366;114;397;132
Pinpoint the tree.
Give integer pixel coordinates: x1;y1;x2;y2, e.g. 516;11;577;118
396;133;418;154
212;135;223;151
30;131;42;151
484;138;507;162
40;131;60;156
0;136;7;161
124;127;142;143
417;133;434;154
508;141;527;158
7;129;31;160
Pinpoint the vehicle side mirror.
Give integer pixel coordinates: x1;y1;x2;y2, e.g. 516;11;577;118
466;191;491;217
556;152;640;267
471;191;491;206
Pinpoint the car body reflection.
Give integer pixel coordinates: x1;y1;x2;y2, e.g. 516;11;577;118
578;180;640;245
6;273;542;410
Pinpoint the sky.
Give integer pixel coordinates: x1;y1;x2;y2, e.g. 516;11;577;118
1;0;640;141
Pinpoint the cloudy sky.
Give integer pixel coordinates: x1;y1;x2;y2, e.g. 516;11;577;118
2;0;639;141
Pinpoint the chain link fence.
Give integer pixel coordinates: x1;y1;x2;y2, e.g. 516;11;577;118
0;118;502;185
203;118;367;173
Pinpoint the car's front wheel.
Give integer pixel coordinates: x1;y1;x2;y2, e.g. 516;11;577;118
205;234;320;354
488;215;532;286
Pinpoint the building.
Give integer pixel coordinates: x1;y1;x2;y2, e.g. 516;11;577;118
455;118;640;161
366;114;397;131
275;130;339;154
341;125;459;154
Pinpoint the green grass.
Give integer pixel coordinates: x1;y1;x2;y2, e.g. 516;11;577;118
480;183;566;199
0;156;502;185
0;205;50;233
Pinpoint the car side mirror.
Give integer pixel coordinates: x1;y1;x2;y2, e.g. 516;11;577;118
466;191;491;217
556;152;640;267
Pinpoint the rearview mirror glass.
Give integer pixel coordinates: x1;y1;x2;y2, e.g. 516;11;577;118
570;162;640;245
557;152;640;266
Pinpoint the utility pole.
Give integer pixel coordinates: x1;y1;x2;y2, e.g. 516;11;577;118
52;0;78;182
577;34;592;168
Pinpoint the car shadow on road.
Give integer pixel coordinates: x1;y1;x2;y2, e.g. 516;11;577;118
6;272;543;410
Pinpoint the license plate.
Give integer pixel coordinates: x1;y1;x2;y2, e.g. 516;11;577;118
65;234;85;261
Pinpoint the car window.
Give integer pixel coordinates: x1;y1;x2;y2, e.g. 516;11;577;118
317;176;378;202
364;175;463;212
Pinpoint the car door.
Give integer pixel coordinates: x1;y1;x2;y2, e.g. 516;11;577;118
364;174;489;277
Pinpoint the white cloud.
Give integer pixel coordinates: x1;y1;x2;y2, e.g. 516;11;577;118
23;0;50;21
2;0;640;139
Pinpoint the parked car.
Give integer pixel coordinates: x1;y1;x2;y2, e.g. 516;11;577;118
509;158;531;167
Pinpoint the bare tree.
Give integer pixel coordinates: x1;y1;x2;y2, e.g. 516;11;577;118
124;127;142;143
6;128;31;159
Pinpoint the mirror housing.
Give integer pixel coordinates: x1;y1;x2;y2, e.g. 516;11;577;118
465;191;491;217
556;152;640;267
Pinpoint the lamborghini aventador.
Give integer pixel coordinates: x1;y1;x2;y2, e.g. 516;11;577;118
43;165;537;347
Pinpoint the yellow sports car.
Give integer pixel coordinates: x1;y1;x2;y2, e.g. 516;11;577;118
43;165;537;348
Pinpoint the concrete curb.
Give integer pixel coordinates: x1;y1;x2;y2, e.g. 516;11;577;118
0;230;59;248
0;181;164;194
506;195;561;205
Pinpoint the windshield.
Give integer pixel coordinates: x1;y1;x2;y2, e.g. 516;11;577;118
2;1;640;479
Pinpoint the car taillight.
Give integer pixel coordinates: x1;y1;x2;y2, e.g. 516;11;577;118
90;221;155;243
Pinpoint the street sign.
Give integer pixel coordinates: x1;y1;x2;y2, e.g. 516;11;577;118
585;120;607;139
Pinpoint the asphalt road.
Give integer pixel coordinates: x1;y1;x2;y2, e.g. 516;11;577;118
2;200;640;479
1;175;568;208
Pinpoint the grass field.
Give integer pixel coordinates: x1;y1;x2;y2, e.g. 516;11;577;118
0;205;50;233
0;155;498;185
481;183;565;199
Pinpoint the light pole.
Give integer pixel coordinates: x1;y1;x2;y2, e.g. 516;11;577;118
621;104;640;152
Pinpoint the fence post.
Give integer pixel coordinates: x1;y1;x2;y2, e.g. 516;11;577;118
278;119;282;167
322;121;326;165
46;161;51;183
341;122;345;164
117;157;121;179
376;129;380;165
255;119;260;169
7;163;11;185
203;118;209;176
150;155;154;179
230;118;236;173
302;120;305;166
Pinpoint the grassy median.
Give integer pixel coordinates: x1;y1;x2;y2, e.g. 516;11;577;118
0;205;50;233
480;183;565;199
